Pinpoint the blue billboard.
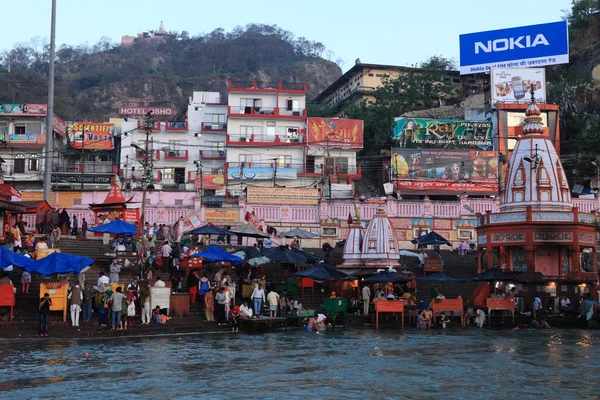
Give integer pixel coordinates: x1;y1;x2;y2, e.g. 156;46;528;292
459;21;569;75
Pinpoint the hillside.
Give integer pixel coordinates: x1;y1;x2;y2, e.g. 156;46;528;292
0;24;342;120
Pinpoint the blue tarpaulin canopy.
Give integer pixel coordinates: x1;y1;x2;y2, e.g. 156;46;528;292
471;267;517;282
415;272;465;282
363;272;413;283
24;252;94;276
261;247;307;264
410;231;451;246
0;247;34;269
296;261;356;281
88;220;138;236
193;245;243;266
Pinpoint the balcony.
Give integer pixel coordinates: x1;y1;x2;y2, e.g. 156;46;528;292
135;149;159;160
200;150;226;160
227;80;307;94
228;106;306;119
163;149;188;161
136;120;161;131
303;164;362;180
227;132;305;146
164;121;188;132
201;122;227;132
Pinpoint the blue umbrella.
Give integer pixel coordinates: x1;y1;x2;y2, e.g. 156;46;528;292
296;261;356;281
193;245;243;266
24;252;94;276
471;267;516;282
410;231;451;246
262;247;307;264
415;272;465;282
88;220;138;236
184;223;232;236
363;272;413;283
291;248;320;263
0;247;34;269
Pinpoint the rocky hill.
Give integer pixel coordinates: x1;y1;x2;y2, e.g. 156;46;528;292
0;24;342;120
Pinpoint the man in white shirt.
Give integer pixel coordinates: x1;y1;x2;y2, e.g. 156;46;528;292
251;283;266;316
96;271;110;292
239;301;253;319
161;241;172;272
267;290;280;318
307;313;327;332
109;259;122;283
361;285;371;316
154;276;166;288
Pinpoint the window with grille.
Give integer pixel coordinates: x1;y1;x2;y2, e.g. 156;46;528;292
28;155;39;171
174;199;183;206
14;154;25;173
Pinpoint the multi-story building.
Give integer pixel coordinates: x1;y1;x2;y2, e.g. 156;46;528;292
118;92;227;195
0;103;67;191
121;22;175;46
313;60;487;113
224;80;309;197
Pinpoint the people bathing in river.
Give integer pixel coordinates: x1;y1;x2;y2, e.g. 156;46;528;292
39;293;52;336
204;288;215;322
306;313;326;332
438;312;450;328
153;306;171;324
475;309;486;328
230;305;240;333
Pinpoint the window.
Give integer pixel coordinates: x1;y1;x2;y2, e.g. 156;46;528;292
14;125;26;135
174;199;183;206
277;155;292;168
0;123;7;142
326;157;349;174
266;121;276;136
28;155;39;171
209;141;225;158
306;156;316;173
14;154;25;174
163;168;175;180
239;154;253;164
240;126;254;139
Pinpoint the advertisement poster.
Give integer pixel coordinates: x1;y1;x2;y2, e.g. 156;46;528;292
490;67;546;104
227;167;297;181
9;134;39;143
69;122;114;150
204;209;239;223
246;187;318;205
0;103;47;116
123;209;140;224
392;148;498;194
307;118;364;149
393;118;493;150
194;174;225;190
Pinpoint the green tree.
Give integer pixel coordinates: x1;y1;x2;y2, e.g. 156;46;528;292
563;0;600;39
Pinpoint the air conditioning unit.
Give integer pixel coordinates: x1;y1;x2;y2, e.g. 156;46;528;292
292;111;300;116
240;137;247;142
177;184;187;190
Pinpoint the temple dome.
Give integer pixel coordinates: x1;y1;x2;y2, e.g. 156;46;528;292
341;220;364;267
500;91;571;211
360;206;399;267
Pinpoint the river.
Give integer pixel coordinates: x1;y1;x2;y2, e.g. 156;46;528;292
0;328;598;399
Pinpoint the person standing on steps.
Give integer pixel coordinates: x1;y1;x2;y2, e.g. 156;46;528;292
251;283;266;316
362;284;371;316
82;283;94;322
109;259;122;284
68;284;83;327
81;218;88;238
39;293;52;336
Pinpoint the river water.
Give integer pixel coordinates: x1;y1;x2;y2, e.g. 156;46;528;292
0;328;599;399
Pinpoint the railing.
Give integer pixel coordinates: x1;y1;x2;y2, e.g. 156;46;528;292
163;150;188;160
164;121;188;131
201;122;227;131
200;150;226;159
228;106;306;118
227;80;306;93
227;133;305;144
53;163;114;174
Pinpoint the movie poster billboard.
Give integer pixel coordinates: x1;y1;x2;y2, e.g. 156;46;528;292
69;122;114;150
393;118;493;150
391;148;498;194
490;67;546;104
0;103;47;116
307;118;364;149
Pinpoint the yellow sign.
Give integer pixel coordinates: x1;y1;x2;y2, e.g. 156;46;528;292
246;187;319;205
205;209;239;223
19;191;81;209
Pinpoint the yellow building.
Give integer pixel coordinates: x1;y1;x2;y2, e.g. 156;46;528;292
314;60;487;112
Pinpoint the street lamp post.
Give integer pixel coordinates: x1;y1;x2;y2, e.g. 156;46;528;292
272;157;278;187
592;161;599;198
137;111;154;252
42;0;57;202
195;161;203;207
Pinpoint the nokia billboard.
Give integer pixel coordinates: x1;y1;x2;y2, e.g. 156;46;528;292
459;21;569;75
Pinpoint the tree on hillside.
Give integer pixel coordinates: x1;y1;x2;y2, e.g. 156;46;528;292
563;0;600;39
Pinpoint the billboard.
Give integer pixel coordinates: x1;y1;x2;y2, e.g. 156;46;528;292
9;134;41;143
52;114;67;137
393;118;493;150
307;118;363;149
227;167;297;180
490;67;546;104
204;209;239;223
70;122;114;150
0;103;47;116
117;106;175;116
246;187;319;205
459;21;569;75
391;148;498;194
194;174;225;190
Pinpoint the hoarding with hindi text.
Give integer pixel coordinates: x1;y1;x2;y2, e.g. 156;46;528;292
393;118;493;150
307;118;363;149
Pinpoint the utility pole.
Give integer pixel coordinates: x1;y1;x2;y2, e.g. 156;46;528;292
138;111;154;248
326;136;332;201
195;161;203;207
43;0;57;202
80;126;85;190
272;157;278;187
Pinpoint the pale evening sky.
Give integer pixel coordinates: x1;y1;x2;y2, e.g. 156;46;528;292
1;0;570;72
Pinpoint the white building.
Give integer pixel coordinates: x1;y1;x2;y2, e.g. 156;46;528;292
225;80;309;197
118;92;227;195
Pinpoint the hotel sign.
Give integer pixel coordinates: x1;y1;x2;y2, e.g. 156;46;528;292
117;106;175;116
52;174;112;184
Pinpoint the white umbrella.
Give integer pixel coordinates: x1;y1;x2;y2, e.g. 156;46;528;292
400;250;423;262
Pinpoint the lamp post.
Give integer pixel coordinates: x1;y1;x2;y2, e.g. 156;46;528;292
592;161;599;198
272;157;278;187
137;111;154;250
195;161;203;207
42;0;57;202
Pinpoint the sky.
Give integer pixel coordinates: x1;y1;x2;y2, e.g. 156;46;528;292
0;0;571;72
